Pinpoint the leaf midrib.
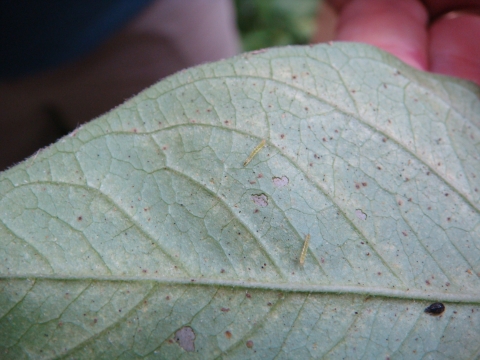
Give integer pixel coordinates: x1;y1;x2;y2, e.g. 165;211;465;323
2;275;479;303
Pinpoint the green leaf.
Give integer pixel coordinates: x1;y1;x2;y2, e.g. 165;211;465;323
1;43;480;359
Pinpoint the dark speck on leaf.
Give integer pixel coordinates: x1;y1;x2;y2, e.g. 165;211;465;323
425;302;445;315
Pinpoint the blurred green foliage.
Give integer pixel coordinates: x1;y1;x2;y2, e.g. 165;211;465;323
235;0;320;51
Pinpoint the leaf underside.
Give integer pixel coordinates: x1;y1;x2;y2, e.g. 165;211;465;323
1;43;479;359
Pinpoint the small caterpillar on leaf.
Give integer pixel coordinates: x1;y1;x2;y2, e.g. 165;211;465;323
243;139;266;166
299;234;310;266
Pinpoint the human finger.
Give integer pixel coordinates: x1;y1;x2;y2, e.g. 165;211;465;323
333;0;429;70
429;13;480;84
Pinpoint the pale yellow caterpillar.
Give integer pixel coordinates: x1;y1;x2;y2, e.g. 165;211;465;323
243;139;266;167
299;234;310;266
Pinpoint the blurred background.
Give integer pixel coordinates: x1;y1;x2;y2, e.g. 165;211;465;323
235;0;319;51
0;0;329;171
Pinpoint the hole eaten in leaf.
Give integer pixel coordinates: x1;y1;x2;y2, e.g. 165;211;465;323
355;209;367;220
272;176;289;188
251;194;268;207
175;326;196;352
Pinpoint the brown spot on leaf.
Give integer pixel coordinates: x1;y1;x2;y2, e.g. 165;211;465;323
225;331;232;339
221;307;230;312
246;340;254;348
